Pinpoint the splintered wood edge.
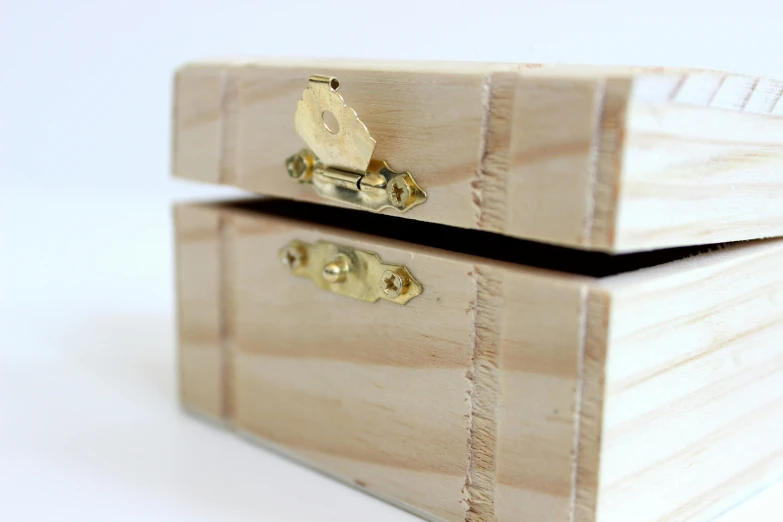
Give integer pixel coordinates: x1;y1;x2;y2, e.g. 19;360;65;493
462;264;505;521
572;287;612;522
584;78;632;250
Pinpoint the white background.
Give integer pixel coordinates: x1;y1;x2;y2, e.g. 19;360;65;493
1;1;782;520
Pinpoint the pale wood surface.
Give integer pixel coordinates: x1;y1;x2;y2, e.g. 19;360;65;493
174;206;225;418
495;274;586;521
174;202;783;522
174;201;592;522
594;240;783;522
172;60;783;253
617;78;783;249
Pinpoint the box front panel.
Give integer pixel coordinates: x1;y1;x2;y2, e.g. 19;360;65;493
175;202;589;522
228;213;476;521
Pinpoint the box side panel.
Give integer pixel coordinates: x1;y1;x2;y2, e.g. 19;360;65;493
614;74;783;251
174;205;225;420
597;240;783;522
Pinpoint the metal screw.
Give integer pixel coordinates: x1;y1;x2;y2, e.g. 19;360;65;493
286;153;307;179
286;149;318;181
379;270;404;299
280;244;307;269
386;176;412;210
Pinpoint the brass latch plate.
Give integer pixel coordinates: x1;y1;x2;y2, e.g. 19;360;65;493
279;240;422;305
285;75;427;213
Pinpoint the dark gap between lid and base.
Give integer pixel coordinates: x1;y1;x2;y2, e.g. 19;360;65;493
213;198;729;278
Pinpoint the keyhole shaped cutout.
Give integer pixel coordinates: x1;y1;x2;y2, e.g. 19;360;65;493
322;110;340;134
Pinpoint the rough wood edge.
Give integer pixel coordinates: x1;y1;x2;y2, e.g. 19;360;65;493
580;81;606;248
573;286;612;522
473;72;516;234
463;266;505;521
587;79;633;250
568;285;589;520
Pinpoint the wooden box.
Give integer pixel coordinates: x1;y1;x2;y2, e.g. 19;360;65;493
172;60;783;522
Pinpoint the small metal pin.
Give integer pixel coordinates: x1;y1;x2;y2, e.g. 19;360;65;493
322;255;350;284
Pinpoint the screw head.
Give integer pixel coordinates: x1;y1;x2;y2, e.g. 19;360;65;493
279;244;307;269
386;176;412;210
286;153;307;179
379;270;404;299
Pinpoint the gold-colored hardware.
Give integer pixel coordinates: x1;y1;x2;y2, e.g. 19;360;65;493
322;254;350;284
379;270;404;299
279;240;422;305
279;243;308;269
285;75;427;213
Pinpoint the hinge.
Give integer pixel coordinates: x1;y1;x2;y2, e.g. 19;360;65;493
285;75;427;213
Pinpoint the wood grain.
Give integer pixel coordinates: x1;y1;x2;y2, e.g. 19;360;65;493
504;75;604;246
175;201;592;521
174;201;783;521
174;205;225;420
495;274;587;522
573;287;611;522
593;240;783;522
172;60;783;252
617;88;783;249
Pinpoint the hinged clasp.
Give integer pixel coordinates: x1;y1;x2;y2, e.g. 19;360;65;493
285;75;427;213
278;240;422;305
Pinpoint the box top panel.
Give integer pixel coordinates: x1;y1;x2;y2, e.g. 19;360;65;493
172;58;783;253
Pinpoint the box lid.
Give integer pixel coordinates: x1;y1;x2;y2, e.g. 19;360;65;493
172;58;783;253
